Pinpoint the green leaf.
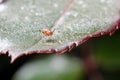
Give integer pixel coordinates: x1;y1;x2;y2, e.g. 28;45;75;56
0;0;120;60
12;55;83;80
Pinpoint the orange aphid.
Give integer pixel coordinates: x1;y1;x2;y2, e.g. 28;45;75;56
41;29;53;36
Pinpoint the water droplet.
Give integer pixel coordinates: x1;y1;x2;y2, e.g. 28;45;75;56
0;4;7;12
20;6;25;10
78;1;84;5
72;12;78;18
53;3;58;8
0;38;12;50
82;4;87;8
66;11;78;18
100;0;105;3
35;12;39;16
24;16;30;21
30;9;34;13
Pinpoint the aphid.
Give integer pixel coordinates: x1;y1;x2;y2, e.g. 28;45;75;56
41;29;53;36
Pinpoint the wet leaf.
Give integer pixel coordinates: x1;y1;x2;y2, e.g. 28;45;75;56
0;0;120;60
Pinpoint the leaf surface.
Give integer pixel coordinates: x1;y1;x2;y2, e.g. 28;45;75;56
0;0;120;59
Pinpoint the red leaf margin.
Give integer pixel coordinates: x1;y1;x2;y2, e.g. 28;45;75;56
0;18;120;62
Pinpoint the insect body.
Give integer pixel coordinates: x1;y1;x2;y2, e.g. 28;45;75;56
41;29;53;36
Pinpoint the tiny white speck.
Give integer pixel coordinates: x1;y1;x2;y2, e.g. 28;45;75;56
21;6;25;10
82;4;87;8
53;3;58;8
0;38;12;51
66;12;71;15
30;9;34;13
74;41;79;46
78;1;84;5
35;13;39;16
0;4;7;12
66;11;78;18
100;0;105;3
24;16;30;21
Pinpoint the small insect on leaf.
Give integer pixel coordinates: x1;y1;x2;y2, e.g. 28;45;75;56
41;29;53;36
